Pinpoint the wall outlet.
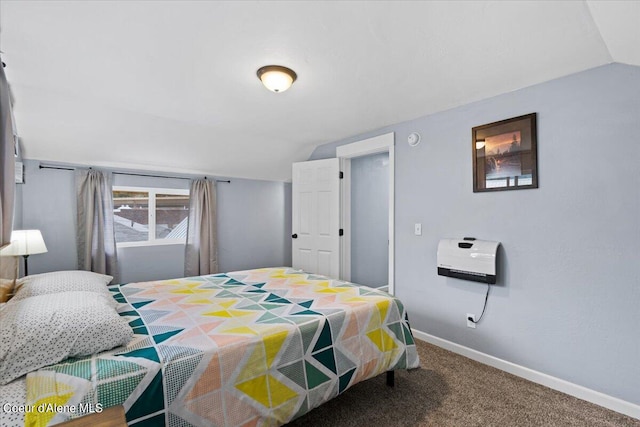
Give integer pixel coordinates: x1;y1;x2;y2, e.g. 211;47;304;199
414;223;422;236
466;313;476;329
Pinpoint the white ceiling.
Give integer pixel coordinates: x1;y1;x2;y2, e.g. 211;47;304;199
0;1;638;181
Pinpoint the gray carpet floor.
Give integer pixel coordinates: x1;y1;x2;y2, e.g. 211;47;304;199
287;339;639;426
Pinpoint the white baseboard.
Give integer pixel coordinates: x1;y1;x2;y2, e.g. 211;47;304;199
411;329;640;420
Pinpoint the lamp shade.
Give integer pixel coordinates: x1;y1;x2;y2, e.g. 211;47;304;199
0;230;48;256
257;65;297;93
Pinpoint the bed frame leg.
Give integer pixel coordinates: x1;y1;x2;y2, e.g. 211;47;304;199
386;371;395;387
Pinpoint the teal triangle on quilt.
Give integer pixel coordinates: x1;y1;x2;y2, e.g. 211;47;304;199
333;347;357;376
299;300;314;309
132;326;148;335
402;324;415;345
251;283;266;288
113;294;127;303
290;309;322;316
339;368;356;394
395;350;407;370
204;276;230;284
215;290;241;298
299;319;320;354
119;310;139;317
387;322;404;342
153;329;184;344
132;300;153;309
128;412;165;427
246;288;267;293
51;359;92;379
117;346;160;363
236;302;265;311
313;321;333;352
126;371;165;422
165;353;204;404
98;372;146;409
128;318;144;328
305;360;331;389
246;294;267;302
109;291;124;300
257;312;280;323
223;278;244;285
266;293;291;304
260;303;288;310
312;347;337;374
278;360;306;389
96;358;148;381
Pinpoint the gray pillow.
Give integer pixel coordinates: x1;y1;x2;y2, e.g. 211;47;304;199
0;291;133;385
12;270;114;304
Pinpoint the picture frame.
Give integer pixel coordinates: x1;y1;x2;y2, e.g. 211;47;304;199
472;113;538;192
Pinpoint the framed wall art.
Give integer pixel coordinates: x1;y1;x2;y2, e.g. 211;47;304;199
472;113;538;192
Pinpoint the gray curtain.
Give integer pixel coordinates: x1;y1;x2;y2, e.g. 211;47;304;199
0;58;15;248
185;179;218;276
76;169;118;280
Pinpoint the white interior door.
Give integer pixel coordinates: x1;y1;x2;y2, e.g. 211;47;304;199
292;158;340;278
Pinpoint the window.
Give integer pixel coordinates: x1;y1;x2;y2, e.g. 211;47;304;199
113;186;190;247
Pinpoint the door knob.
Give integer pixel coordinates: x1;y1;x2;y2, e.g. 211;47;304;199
292;233;298;239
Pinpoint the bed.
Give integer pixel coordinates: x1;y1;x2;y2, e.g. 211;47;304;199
0;267;419;426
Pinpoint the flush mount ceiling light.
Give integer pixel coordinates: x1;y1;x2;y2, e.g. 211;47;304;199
257;65;297;93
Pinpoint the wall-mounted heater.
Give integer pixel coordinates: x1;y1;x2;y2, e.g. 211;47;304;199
437;238;500;284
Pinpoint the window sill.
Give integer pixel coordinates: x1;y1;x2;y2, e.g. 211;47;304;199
117;240;186;249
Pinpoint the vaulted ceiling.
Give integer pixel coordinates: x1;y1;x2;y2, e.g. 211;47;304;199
1;1;638;181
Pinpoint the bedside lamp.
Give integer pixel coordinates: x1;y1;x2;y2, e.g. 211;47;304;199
0;230;48;276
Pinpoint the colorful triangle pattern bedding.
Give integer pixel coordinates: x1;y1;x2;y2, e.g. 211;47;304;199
24;267;419;426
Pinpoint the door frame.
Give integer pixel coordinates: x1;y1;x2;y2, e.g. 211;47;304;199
336;132;395;294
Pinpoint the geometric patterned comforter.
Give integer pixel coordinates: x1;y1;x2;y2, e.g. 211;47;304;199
23;267;419;426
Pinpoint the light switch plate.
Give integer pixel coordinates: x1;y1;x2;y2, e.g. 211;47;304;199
414;223;422;236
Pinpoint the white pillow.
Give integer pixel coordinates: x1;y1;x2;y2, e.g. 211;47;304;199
12;270;114;304
0;291;133;385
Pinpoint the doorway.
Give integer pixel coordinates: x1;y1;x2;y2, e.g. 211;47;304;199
350;152;389;289
337;132;394;294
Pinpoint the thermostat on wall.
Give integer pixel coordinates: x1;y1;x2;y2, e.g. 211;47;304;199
408;132;421;147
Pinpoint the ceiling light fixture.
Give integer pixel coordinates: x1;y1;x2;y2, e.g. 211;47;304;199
257;65;297;93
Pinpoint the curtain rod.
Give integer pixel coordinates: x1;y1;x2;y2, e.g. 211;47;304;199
38;164;231;183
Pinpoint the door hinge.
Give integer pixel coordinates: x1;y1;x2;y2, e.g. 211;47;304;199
339;229;344;236
339;171;344;179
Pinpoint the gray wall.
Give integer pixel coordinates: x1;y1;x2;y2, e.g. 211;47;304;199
351;152;389;288
19;159;292;282
309;63;640;405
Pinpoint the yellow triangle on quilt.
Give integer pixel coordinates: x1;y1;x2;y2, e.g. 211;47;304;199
264;330;289;368
376;299;390;323
24;392;74;427
222;326;258;335
236;375;270;407
267;375;298;407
